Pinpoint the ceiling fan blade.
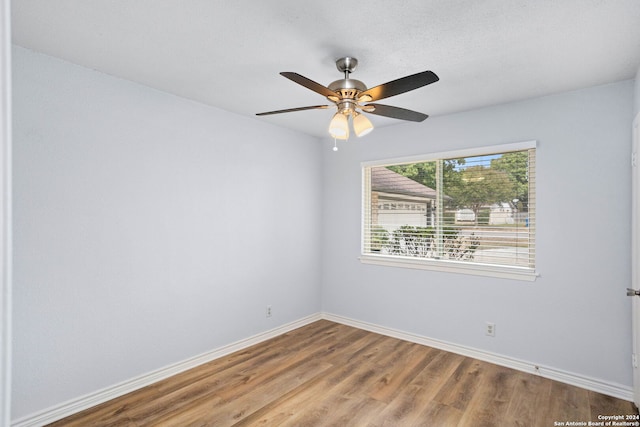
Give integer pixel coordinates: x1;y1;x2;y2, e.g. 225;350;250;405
256;105;330;116
280;72;340;98
359;71;439;102
364;103;429;122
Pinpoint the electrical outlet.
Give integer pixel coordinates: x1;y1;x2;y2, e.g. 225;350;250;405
266;305;272;318
485;322;496;337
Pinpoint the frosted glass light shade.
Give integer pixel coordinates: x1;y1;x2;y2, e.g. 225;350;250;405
329;112;349;140
353;113;374;137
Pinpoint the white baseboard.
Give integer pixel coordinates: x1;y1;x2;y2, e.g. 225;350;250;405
11;313;322;427
12;311;633;426
322;312;634;402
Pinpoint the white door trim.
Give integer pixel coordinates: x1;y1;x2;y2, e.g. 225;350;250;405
0;0;12;424
632;111;640;407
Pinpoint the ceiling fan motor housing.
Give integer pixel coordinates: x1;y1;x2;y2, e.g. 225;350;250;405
328;78;367;97
328;77;367;114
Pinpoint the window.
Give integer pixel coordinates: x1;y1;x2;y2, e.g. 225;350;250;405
361;141;536;281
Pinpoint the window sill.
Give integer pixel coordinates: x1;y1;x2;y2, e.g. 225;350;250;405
359;254;538;282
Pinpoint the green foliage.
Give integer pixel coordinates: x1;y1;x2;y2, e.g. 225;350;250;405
383;225;478;260
491;151;529;209
388;159;463;190
388;226;434;257
442;226;480;261
444;166;515;221
388;152;528;219
370;226;389;252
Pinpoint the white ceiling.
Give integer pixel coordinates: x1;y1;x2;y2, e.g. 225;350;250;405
11;0;640;139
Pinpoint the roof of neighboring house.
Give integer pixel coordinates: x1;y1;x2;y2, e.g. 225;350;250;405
371;167;437;199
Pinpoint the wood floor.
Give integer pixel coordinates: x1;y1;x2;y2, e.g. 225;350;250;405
49;320;637;426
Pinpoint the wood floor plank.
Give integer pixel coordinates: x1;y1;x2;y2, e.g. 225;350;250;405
415;401;464;426
237;333;402;425
457;361;521;427
154;359;333;426
364;348;466;427
408;349;466;390
503;371;554;427
368;343;436;403
368;384;439;427
545;380;592;424
228;328;394;426
47;320;637;426
433;357;486;412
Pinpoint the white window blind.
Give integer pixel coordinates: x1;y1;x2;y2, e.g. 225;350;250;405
362;142;536;279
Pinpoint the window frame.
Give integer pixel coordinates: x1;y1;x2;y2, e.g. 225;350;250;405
360;140;538;282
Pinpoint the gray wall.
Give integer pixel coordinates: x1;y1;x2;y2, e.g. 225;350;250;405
321;80;634;388
11;46;323;418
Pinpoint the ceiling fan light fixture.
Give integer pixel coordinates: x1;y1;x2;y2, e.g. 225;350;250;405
329;112;349;139
353;113;374;137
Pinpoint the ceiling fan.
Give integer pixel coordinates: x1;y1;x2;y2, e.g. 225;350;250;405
256;57;439;140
